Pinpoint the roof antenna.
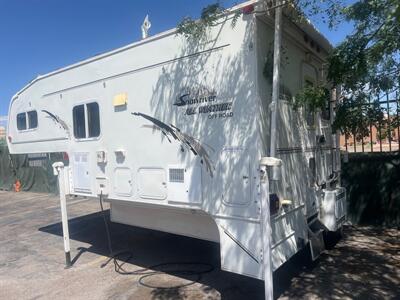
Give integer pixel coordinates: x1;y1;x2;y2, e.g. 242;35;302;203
141;15;151;39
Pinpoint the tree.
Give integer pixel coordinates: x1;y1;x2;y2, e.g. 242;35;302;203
328;0;400;139
176;0;400;141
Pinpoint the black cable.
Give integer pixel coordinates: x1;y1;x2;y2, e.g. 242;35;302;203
98;191;214;289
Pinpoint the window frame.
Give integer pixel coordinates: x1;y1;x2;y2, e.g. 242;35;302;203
72;101;101;141
27;110;38;129
16;110;38;131
17;112;27;131
73;104;86;139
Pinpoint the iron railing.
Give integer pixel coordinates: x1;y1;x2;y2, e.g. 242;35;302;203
341;91;400;153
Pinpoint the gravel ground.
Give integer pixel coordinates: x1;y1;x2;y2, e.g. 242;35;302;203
0;191;399;300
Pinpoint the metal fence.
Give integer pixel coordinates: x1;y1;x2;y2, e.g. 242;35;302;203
340;91;400;153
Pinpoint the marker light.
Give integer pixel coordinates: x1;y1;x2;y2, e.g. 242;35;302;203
242;4;254;14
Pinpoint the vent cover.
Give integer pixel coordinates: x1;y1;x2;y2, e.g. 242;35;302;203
169;168;184;183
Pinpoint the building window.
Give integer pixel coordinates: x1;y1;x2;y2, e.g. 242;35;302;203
17;113;27;130
73;102;100;139
27;111;38;129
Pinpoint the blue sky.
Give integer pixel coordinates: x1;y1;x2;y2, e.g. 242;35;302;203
0;0;353;116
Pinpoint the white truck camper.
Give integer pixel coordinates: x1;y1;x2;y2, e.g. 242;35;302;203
7;0;346;298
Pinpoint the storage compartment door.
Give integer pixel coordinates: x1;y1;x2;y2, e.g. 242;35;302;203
220;149;251;206
113;168;133;197
138;168;167;200
72;152;91;193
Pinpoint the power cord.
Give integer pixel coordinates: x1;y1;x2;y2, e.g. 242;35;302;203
98;191;214;289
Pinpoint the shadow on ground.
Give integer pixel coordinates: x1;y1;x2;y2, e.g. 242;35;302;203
39;209;266;300
39;210;400;300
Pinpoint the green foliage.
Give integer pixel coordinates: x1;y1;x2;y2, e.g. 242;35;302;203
287;0;345;29
332;92;385;140
176;3;225;40
294;85;330;112
327;0;400;139
176;2;244;41
328;0;400;92
177;1;400;139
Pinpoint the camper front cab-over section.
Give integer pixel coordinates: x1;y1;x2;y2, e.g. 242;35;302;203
7;0;346;292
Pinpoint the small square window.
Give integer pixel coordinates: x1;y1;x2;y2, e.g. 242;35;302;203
27;111;38;129
17;113;27;130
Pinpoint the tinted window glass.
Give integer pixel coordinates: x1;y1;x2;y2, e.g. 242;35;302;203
27;111;38;129
73;105;86;139
17;113;27;130
87;102;100;137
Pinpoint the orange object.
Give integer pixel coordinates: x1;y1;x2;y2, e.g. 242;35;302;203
14;180;21;192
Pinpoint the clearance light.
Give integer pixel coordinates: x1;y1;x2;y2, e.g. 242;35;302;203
242;4;254;14
62;152;70;164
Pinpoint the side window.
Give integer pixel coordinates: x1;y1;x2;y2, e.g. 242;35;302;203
27;111;38;129
73;105;86;139
17;110;38;131
73;102;100;139
17;113;27;130
87;102;100;138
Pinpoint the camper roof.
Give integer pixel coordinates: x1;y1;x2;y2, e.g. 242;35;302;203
12;0;332;99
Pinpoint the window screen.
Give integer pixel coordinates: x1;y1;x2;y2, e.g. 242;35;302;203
87;102;100;138
73;105;86;139
27;111;38;129
17;113;27;130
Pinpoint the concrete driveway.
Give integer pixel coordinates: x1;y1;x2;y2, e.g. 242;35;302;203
0;191;399;299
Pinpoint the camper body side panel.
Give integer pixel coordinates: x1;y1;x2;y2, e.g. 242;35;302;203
7;14;266;280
